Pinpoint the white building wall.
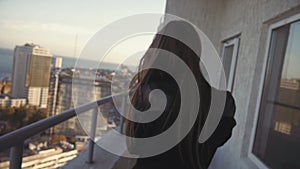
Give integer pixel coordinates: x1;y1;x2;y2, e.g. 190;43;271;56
40;87;49;108
0;98;10;107
0;148;77;169
165;0;300;168
54;57;62;68
10;98;26;107
27;87;48;108
0;97;26;108
28;87;41;106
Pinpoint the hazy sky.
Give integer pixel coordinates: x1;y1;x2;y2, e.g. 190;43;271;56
0;0;166;63
282;21;300;79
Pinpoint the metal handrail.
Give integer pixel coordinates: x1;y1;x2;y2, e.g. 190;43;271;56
0;92;128;169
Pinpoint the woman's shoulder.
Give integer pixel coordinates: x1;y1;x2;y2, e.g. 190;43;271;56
210;88;236;117
224;91;236;117
205;88;237;147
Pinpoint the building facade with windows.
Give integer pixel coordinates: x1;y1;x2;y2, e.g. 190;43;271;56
165;0;300;169
0;96;26;108
53;68;112;137
11;43;52;108
47;57;62;117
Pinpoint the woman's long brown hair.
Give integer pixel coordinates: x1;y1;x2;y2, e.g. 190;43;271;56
126;21;212;169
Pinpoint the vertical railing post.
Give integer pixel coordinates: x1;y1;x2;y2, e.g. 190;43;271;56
119;96;127;134
9;141;24;169
87;107;98;164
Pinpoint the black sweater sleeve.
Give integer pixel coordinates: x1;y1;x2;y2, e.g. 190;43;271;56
208;91;236;147
202;91;236;167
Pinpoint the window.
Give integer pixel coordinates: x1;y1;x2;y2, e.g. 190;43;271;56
253;19;300;169
221;37;239;91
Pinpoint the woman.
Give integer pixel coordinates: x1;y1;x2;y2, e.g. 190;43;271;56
125;20;236;169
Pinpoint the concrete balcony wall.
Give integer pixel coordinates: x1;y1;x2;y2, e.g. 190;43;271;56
165;0;300;168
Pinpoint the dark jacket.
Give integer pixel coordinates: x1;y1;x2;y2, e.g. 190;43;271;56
132;91;236;169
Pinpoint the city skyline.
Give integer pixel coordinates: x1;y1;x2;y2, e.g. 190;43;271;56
0;0;166;63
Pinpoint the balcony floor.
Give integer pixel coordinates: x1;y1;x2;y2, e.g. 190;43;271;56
62;145;136;169
62;130;136;169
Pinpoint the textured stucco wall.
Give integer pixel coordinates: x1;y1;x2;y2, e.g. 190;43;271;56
165;0;300;168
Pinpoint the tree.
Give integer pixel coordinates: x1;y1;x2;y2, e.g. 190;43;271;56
0;106;48;135
51;135;67;144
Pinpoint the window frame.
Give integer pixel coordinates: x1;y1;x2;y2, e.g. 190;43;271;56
221;37;240;91
248;13;300;169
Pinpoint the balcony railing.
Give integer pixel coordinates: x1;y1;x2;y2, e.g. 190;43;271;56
0;92;128;169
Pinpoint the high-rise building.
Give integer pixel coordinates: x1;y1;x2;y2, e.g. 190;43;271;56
54;68;112;137
11;43;52;108
51;57;62;69
47;57;63;117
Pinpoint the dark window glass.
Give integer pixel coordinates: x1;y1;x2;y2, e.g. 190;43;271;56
223;45;234;79
253;20;300;169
